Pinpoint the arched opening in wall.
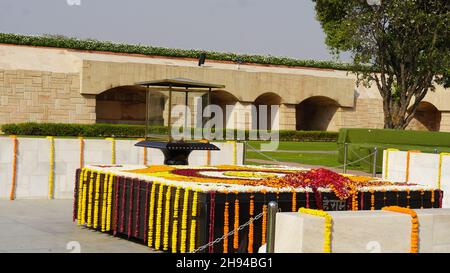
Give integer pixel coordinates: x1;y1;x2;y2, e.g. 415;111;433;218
210;90;239;129
407;101;441;131
96;86;166;125
296;96;339;131
253;93;281;130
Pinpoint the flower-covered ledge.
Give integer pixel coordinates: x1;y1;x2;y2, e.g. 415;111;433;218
73;164;442;253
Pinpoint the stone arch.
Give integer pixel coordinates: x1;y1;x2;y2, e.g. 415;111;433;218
96;85;166;125
210;90;239;129
296;96;339;131
407;101;441;131
253;92;282;130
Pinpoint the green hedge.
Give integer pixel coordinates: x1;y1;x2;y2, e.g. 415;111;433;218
0;33;352;71
338;128;450;147
278;130;337;142
1;123;152;137
0;122;338;142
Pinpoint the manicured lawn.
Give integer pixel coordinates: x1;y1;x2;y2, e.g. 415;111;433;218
244;141;364;171
245;151;339;167
245;140;337;151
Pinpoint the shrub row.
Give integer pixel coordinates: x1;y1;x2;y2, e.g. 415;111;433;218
0;32;351;71
0;123;152;138
1;123;338;142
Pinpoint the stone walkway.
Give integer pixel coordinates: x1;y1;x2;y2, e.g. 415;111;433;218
0;200;155;253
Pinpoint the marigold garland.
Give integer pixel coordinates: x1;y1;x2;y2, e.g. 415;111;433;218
233;193;240;250
93;171;101;229
79;137;84;168
163;185;172;251
306;191;310;208
360;191;364;210
292;191;297;212
437;153;450;189
208;191;216;253
420;190;424;209
351;193;358;211
223;195;229;253
77;169;85;225
431;190;435;206
154;184;165;250
87;171;94;227
144;147;148;165
73;170;80;222
189;191;199;252
112;176;120;235
100;173;109;231
227;140;237;165
171;187;181;253
137;138;148;166
407;189;411;209
261;204;267;245
106;173;114;231
248;194;255;253
147;182;158;247
10;136;18;200
405;150;420;182
180;188;191;253
299;208;332;253
105;137;116;164
134;181;141;238
119;178;126;233
143;182;150;244
127;179;135;238
382;206;419;253
384;148;399;179
47;136;55;199
370;190;375;210
80;169;88;225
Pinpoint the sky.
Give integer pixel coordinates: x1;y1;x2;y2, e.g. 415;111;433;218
0;0;348;61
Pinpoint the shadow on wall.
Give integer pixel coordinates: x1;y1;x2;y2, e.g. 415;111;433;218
296;96;339;131
95;86;166;125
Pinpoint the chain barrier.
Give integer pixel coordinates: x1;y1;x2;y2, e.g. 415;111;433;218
349;148;376;165
192;211;264;253
333;150;377;169
245;142;282;164
245;141;378;171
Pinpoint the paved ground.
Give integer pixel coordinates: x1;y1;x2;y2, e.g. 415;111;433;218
0;200;155;253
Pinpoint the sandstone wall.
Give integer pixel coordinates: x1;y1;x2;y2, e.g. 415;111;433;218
0;69;95;124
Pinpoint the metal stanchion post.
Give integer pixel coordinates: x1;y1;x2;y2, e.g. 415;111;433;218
372;147;378;178
243;140;247;165
266;201;278;253
343;143;348;174
434;148;439;154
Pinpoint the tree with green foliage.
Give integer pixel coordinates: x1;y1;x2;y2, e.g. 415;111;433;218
313;0;450;129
